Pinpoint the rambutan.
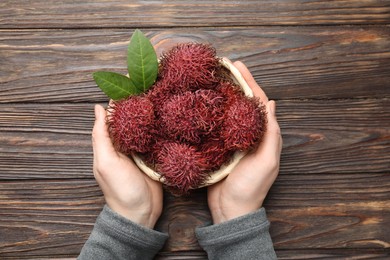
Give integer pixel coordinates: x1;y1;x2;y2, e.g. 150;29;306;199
218;79;243;98
155;142;209;193
159;91;201;143
159;43;221;91
221;96;267;151
146;80;172;117
194;89;225;134
199;139;235;172
141;136;170;166
108;95;155;154
159;90;225;144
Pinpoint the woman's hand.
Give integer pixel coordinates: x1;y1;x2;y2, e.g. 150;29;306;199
92;104;163;228
207;61;282;224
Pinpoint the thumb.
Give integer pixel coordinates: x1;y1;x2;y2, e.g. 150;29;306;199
255;100;282;157
92;104;117;158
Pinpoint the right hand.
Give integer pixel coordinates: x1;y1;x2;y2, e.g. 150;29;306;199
207;61;282;224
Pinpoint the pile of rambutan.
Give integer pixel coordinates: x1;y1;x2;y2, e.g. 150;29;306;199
108;43;267;194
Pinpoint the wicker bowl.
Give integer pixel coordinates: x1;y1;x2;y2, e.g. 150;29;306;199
131;57;254;188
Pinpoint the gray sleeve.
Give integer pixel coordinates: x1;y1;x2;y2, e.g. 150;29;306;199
195;208;277;260
78;205;168;260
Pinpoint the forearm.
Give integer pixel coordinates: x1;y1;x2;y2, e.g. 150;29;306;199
195;208;277;260
78;205;168;260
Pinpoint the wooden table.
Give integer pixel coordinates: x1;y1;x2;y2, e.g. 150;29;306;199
1;1;389;259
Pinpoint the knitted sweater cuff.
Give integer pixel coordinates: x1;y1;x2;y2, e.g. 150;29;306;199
98;205;168;250
195;208;277;260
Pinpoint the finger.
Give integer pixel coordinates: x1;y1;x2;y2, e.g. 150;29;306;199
255;100;282;158
92;104;117;159
233;61;269;104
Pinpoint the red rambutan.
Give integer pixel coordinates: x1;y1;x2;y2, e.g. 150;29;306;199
159;91;201;143
159;90;225;143
159;43;221;91
141;136;170;166
108;95;156;154
217;80;244;107
146;80;172;117
155;142;209;193
199;139;235;172
194;89;225;134
221;96;267;151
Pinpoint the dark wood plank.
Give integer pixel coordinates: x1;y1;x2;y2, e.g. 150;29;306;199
0;99;388;179
277;98;390;174
156;252;207;260
0;27;389;103
0;180;104;258
1;0;389;28
156;249;390;260
0;103;95;179
0;103;93;179
275;249;390;259
0;174;388;257
265;173;390;249
0;131;92;179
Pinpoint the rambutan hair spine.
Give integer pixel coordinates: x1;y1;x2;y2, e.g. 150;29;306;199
131;57;255;188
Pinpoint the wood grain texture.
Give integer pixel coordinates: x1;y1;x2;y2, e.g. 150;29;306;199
0;27;389;103
275;249;390;259
266;173;390;249
0;174;388;258
1;1;389;258
277;99;390;174
0;180;103;258
1;0;389;28
156;249;390;260
0;99;388;179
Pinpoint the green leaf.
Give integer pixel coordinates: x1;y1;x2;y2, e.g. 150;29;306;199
127;29;158;92
93;71;141;100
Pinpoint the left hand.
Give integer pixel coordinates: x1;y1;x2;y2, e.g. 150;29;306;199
92;104;163;228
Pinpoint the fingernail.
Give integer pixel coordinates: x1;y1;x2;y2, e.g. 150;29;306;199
94;104;100;120
269;101;276;116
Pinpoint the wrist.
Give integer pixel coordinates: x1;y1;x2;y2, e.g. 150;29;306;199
108;203;159;229
211;206;259;224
